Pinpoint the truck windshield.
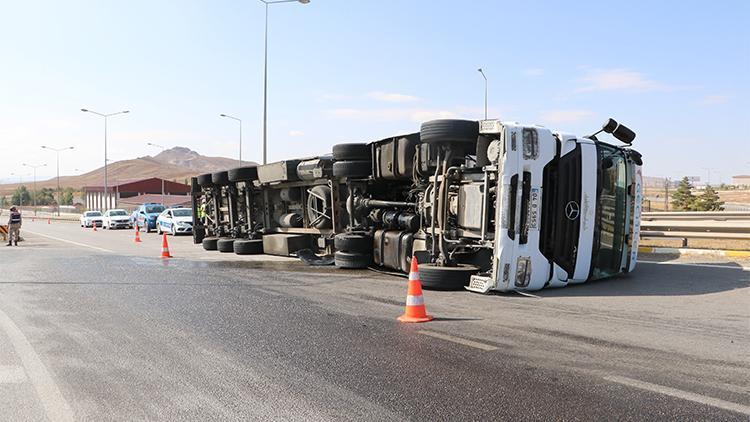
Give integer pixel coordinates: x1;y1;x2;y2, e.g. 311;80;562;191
591;144;628;279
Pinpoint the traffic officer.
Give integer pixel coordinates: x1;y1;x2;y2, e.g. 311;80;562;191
6;206;22;246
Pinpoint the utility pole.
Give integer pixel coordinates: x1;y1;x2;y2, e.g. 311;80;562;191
81;108;129;210
22;163;47;215
664;177;670;211
41;145;74;216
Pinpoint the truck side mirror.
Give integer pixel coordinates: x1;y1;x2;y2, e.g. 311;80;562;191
602;118;636;144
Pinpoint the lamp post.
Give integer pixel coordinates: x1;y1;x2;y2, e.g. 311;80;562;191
146;142;167;204
22;163;47;215
41;145;74;216
259;0;310;165
220;114;243;167
477;68;488;120
81;108;129;210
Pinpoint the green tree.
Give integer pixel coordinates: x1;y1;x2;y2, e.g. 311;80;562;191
11;186;31;207
34;188;55;206
694;185;724;211
0;196;8;207
60;187;76;205
671;177;696;211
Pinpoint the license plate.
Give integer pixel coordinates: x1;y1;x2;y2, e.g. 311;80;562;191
528;187;540;229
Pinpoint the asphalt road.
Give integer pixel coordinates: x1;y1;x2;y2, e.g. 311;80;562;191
0;220;748;421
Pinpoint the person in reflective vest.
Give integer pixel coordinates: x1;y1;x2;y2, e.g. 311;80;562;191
6;206;22;246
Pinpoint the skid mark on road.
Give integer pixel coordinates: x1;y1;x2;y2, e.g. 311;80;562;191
604;375;750;416
23;230;113;253
0;308;75;422
418;330;498;351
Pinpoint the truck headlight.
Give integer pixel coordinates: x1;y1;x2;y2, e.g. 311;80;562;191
522;128;539;160
515;257;531;287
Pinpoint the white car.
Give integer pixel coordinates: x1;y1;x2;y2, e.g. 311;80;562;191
156;208;193;235
102;209;133;229
80;211;103;228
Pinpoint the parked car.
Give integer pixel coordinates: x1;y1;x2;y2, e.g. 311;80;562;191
134;203;166;233
80;211;103;228
102;209;133;229
156;208;193;235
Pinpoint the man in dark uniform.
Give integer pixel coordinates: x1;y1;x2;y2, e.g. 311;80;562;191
6;206;22;246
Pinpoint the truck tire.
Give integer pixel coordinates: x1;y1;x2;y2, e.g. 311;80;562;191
334;251;371;269
334;233;372;253
212;171;230;185
420;119;479;145
228;166;259;182
332;160;371;179
306;185;332;229
198;173;214;187
418;263;478;290
234;239;263;255
202;237;219;251
193;226;205;244
332;143;370;161
476;135;491;167
217;238;235;252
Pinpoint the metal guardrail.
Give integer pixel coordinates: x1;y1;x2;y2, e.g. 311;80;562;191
640;212;750;246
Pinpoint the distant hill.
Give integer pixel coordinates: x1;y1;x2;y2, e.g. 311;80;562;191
0;147;255;195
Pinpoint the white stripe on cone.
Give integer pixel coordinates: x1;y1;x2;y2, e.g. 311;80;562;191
406;295;424;306
409;272;420;281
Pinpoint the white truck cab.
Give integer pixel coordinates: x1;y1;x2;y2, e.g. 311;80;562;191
467;118;642;293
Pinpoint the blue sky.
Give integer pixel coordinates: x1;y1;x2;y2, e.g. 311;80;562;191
0;0;748;184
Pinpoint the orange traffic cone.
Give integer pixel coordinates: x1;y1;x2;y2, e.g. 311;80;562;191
92;221;97;231
160;233;171;258
398;256;433;323
134;226;142;243
47;218;51;224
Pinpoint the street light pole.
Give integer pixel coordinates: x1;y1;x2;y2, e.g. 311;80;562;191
219;114;242;167
259;0;310;165
146;142;167;204
81;108;129;210
41;145;74;216
477;68;488;120
9;173;30;207
22;163;47;215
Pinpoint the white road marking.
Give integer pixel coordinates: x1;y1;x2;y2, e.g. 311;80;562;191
0;365;27;383
23;230;114;253
418;330;498;351
0;308;75;422
639;261;750;271
604;375;750;416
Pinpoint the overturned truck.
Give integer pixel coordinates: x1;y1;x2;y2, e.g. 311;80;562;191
192;118;643;293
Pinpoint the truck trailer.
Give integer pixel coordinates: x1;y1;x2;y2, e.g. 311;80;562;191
191;117;642;293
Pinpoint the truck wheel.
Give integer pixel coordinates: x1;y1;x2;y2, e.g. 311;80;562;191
332;160;371;179
202;237;219;251
332;143;370;161
217;238;235;252
418;263;479;290
228;166;259;182
334;251;371;269
193;227;205;244
334;233;372;253
420;119;479;145
234;239;263;255
197;173;214;187
191;177;200;193
211;171;230;185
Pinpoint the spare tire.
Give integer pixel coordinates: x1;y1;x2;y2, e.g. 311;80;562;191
334;233;372;253
228;166;258;182
202;237;219;251
418;263;478;290
306;185;332;229
234;239;263;255
420;119;479;144
198;173;214;187
333;143;370;161
212;171;230;185
334;251;371;269
217;238;235;253
332;160;371;179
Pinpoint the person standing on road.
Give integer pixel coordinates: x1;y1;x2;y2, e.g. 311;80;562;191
6;206;22;246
